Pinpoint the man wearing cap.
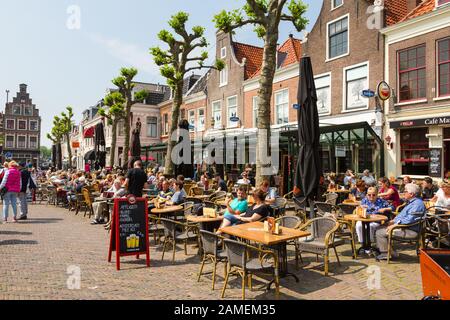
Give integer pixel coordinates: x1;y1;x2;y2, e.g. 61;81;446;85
18;162;37;220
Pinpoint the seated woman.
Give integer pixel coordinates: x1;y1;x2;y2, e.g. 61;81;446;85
356;187;393;247
350;180;367;200
217;187;249;232
378;177;401;209
235;189;270;224
432;182;450;212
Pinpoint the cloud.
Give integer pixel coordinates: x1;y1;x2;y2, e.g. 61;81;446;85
89;33;159;76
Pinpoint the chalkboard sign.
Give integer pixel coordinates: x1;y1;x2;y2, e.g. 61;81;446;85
108;196;150;270
429;148;442;178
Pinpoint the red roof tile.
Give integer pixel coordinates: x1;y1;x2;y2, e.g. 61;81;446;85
278;36;302;68
384;0;410;26
232;42;264;80
400;0;436;22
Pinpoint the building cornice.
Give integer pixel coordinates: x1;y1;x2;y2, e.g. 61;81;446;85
243;63;300;92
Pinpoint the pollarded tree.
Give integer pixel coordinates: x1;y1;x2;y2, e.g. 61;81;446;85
60;106;74;169
111;68;148;168
150;11;224;176
47;116;64;169
98;91;126;168
214;0;308;186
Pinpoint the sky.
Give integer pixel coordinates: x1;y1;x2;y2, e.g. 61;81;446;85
0;0;323;147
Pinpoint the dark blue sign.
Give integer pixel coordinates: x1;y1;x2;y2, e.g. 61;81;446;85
361;90;375;98
230;116;240;122
293;104;300;110
188;124;195;130
5;152;12;159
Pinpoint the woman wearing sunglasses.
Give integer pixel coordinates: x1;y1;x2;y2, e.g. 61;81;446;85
356;187;394;248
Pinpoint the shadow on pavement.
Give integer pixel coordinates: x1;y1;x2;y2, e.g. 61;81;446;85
0;239;38;245
0;231;33;236
18;218;63;224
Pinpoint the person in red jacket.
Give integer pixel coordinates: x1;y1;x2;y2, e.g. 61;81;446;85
0;161;22;223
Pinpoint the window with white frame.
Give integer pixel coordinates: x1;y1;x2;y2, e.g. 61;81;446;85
17;136;26;148
12;105;21;115
163;114;169;135
18;120;27;130
24;106;32;116
29;120;38;131
198;108;205;131
344;63;368;110
6;135;14;148
438;38;450;97
227;96;238;128
332;0;343;9
328;16;348;60
438;0;450;7
212;101;222;129
146;117;158;138
220;66;228;87
6;119;15;130
275;89;289;124
189;110;195;132
315;74;331;114
29;136;38;149
253;96;259;128
221;47;227;59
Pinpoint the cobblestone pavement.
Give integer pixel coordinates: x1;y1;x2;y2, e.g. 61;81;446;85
0;204;423;300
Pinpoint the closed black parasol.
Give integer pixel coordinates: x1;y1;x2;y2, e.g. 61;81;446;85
294;56;322;219
94;121;106;169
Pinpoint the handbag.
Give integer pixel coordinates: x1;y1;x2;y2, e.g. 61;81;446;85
0;186;8;197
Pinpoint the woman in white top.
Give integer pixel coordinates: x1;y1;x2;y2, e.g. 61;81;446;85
432;182;450;209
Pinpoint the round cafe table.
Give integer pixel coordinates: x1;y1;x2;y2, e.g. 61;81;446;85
151;205;184;219
344;214;388;257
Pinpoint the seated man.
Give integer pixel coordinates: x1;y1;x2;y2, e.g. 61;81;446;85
216;187;249;233
158;180;173;200
166;181;187;206
375;183;426;260
91;179;126;225
356;187;393;247
421;177;439;200
235;189;270;224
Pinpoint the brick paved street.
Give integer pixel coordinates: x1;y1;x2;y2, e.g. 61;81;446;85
0;204;423;300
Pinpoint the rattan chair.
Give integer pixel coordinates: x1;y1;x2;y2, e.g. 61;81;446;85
81;188;94;218
221;239;279;300
314;201;335;217
325;193;338;205
197;230;228;290
149;214;164;245
296;217;343;276
160;218;198;263
293;197;308;223
271;197;287;218
335;204;357;259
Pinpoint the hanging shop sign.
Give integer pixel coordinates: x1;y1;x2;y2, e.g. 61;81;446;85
390;116;450;129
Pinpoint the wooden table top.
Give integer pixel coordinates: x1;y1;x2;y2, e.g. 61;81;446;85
329;189;350;193
342;200;361;206
219;221;310;246
187;195;210;200
151;205;184;214
344;214;388;223
186;215;224;223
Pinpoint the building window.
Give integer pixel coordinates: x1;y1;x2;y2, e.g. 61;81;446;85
188;110;195;132
163;114;169;135
220;47;227;59
275;89;289;125
24;107;32;116
227;96;238;128
220;66;228;87
18;120;27;130
29;136;38;149
198;108;205;132
118;120;125;136
344;63;368;110
180;109;186;120
253;96;259;128
146;117;158;138
6;135;14;148
328;16;348;60
6;119;15;130
30;120;38;131
18;136;26;149
332;0;343;9
438;0;450;6
400;128;429;175
12;105;21;115
315;74;331;114
398;45;426;102
212;101;222;129
438;38;450;97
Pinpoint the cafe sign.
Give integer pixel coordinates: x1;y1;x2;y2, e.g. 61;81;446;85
390;116;450;129
377;81;391;101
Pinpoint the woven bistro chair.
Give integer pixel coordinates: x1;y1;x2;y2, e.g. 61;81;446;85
81;187;95;218
190;187;204;196
197;230;228;290
221;239;279;300
275;216;303;268
424;212;450;249
314;201;336;217
292;197;308;223
148;214;164;245
159;218;198;263
386;211;428;264
271;197;287;218
335;204;358;259
296;217;343;276
325;192;338;206
210;191;227;202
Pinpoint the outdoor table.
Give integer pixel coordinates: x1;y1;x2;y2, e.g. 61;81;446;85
344;214;388;257
151;205;184;219
330;189;350;204
219;221;310;287
187;195;211;201
342;200;361;206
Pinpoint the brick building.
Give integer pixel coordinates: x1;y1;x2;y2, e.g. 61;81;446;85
382;0;450;181
3;84;41;167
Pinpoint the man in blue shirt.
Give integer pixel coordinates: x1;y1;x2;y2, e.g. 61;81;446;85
375;183;426;260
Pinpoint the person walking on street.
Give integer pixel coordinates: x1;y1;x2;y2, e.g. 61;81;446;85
17;162;37;220
0;161;22;223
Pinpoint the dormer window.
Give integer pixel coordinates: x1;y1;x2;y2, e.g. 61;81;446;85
437;0;450;7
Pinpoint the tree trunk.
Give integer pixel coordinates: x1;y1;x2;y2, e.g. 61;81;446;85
110;119;117;168
256;21;280;187
164;83;184;176
123;98;132;168
66;134;72;169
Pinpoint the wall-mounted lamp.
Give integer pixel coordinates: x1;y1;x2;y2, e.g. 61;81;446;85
385;135;393;149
